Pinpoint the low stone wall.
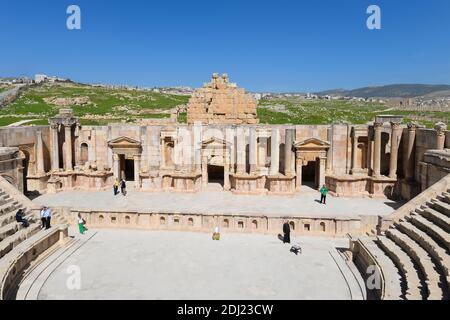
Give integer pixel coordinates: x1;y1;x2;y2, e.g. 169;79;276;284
61;207;378;238
326;175;397;198
0;226;68;300
350;238;385;300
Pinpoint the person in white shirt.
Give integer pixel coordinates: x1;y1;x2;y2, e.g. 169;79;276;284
43;207;52;229
40;207;47;229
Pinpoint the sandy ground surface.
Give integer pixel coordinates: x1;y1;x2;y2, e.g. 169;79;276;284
37;228;353;300
33;185;402;218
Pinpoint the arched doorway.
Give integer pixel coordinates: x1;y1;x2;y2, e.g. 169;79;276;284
80;143;89;165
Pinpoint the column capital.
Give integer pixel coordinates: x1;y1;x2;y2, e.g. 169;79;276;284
50;123;59;130
390;121;402;130
407;122;419;131
435;122;447;136
373;122;383;129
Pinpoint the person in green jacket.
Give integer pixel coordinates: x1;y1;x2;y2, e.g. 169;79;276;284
320;185;328;205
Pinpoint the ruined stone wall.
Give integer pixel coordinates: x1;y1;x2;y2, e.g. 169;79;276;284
187;74;258;125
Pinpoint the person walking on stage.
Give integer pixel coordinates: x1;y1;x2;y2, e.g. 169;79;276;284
319;184;329;205
113;178;119;195
120;179;127;196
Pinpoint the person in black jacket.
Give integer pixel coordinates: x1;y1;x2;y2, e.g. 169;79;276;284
282;220;291;244
120;179;127;196
15;209;29;228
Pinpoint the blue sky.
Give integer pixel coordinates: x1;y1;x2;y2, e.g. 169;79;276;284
1;0;450;92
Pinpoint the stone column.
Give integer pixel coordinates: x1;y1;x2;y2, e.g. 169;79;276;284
284;129;295;175
249;127;258;174
389;122;402;179
36;131;45;174
112;154;120;179
134;154;141;189
435;122;447;150
201;156;208;185
64;125;73;171
224;151;231;191
318;157;326;189
269;128;280;175
372;122;383;177
236;127;246;174
405;122;418;181
50;124;60;171
295;155;303;191
351;130;359;174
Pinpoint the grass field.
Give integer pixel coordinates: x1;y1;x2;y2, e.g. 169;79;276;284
257;98;450;128
1;83;449;128
0;85;14;94
0;83;189;120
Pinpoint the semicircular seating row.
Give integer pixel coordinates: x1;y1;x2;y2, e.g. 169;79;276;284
355;190;450;300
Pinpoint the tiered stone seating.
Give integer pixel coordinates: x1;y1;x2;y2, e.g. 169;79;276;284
0;187;41;260
352;176;450;300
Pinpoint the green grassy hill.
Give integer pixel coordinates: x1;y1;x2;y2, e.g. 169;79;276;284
257;97;450;128
0;82;190;126
318;84;450;98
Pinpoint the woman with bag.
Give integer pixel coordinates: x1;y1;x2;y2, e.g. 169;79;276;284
78;213;88;234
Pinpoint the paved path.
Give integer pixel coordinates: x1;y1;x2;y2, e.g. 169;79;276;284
33;185;402;218
7;119;38;127
36;229;355;300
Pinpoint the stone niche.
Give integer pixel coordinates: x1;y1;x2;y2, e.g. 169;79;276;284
187;73;259;125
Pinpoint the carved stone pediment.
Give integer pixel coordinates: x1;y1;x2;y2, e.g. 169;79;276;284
293;138;330;150
202;137;230;149
108;136;142;155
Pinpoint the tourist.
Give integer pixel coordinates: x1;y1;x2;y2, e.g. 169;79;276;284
113;178;119;195
44;206;52;229
120;179;127;196
282;220;291;244
320;184;329;205
212;225;220;240
78;213;88;234
15;209;29;228
40;206;47;229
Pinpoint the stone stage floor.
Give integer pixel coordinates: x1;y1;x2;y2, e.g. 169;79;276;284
32;184;403;218
35;229;358;300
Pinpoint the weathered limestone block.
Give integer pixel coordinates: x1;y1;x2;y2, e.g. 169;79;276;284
187;74;259;125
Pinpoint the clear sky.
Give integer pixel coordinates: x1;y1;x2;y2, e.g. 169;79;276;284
1;0;450;92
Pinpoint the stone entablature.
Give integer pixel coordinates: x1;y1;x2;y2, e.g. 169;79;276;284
187;73;259;125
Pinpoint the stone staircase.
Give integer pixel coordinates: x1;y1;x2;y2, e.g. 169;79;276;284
352;175;450;300
0;188;41;260
0;179;67;261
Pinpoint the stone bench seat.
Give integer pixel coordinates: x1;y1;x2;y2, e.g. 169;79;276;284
429;199;450;218
396;220;450;291
359;237;403;300
0;207;32;227
417;206;450;233
376;236;423;300
386;228;444;300
0;201;19;216
0;222;41;259
408;214;450;252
